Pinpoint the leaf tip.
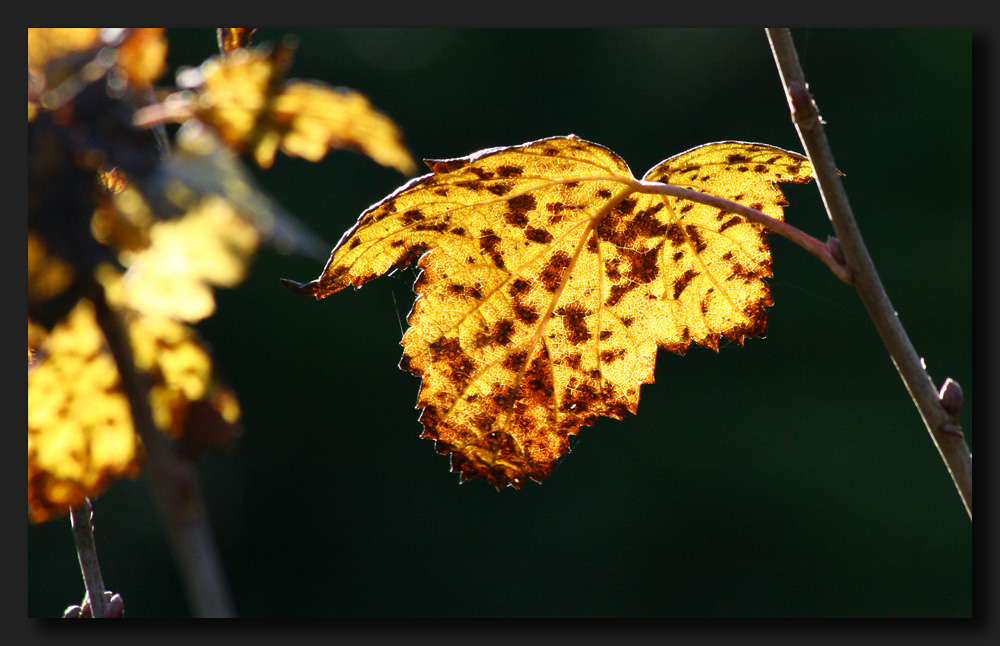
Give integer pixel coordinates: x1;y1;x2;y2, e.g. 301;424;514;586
280;277;321;297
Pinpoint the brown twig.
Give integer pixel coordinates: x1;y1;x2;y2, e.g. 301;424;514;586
765;28;971;520
632;179;854;283
89;280;238;616
70;499;107;619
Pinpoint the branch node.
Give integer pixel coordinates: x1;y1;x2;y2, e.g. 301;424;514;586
63;591;124;618
787;80;818;125
938;377;964;421
826;236;855;283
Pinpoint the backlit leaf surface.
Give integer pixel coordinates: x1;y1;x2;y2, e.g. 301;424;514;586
290;136;813;488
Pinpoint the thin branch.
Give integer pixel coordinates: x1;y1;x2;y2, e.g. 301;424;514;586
89;281;238;616
766;28;971;520
70;499;107;619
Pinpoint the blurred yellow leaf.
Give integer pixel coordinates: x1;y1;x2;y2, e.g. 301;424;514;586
28;233;76;304
27;28;102;77
115;196;261;322
28;272;241;524
188;46;417;173
115;28;168;90
288;136;813;487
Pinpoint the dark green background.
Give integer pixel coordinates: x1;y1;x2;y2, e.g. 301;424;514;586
28;28;972;617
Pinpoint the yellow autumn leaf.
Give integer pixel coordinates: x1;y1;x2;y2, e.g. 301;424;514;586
27;28;102;78
28;233;76;305
115;195;261;322
286;135;813;488
187;46;416;173
115;28;168;90
28;271;241;524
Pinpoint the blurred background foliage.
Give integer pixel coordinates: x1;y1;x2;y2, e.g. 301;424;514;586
28;28;971;617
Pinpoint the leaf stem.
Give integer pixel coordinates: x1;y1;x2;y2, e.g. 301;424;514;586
70;498;107;619
632;179;853;283
89;281;238;616
132;99;196;130
765;28;971;519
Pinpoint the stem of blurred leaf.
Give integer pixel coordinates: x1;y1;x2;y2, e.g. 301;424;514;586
90;280;238;616
70;499;107;618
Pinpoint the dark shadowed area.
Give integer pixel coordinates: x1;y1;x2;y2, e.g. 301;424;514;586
28;28;972;618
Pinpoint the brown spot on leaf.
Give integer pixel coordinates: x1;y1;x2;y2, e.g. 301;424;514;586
604;257;622;282
505;211;528;228
666;223;685;247
513;301;539;325
491;318;516;346
559;303;592;345
672;269;698;299
487;182;513;196
727;261;756;283
394;242;430;271
427;337;475;391
415;221;448;233
632;204;667;238
620;244;661;284
402;208;425;225
718;216;742;233
508;193;536;214
521;350;555;406
502;350;527;372
604;283;628;307
540;250;571;292
684;225;708;253
525;227;554;244
600;348;626;363
508;278;530;296
479;229;505;268
613;198;637;215
429;159;465;173
496;165;524;178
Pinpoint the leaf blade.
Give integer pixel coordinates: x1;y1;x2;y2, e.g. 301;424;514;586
291;137;813;487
